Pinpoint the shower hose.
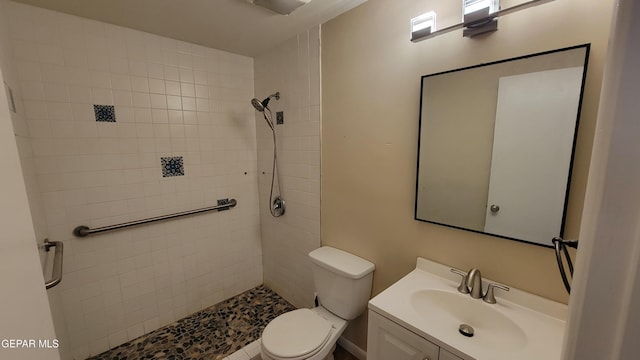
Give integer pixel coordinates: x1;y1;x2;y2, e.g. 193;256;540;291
262;107;285;217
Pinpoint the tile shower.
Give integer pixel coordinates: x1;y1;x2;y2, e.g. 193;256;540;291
0;0;321;358
87;285;295;360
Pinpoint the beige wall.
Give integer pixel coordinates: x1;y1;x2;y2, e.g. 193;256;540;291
322;0;614;349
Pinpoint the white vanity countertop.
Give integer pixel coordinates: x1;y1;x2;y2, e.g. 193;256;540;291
368;258;567;360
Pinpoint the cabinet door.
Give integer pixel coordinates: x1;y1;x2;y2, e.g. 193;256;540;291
439;349;464;360
368;311;440;360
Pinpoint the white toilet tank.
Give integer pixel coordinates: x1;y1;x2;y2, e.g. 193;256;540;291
308;247;375;320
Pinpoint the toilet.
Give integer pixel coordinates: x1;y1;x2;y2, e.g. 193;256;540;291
260;246;375;360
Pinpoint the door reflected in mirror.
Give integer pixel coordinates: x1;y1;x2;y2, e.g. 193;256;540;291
415;45;590;247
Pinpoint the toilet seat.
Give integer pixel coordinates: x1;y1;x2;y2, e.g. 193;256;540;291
261;309;333;360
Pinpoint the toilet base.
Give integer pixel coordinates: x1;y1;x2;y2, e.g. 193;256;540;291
261;343;335;360
260;307;347;360
324;344;336;360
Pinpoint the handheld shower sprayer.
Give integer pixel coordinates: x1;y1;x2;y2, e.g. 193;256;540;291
251;92;280;113
251;91;285;217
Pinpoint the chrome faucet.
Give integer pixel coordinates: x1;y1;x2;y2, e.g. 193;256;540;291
451;267;510;303
466;268;484;299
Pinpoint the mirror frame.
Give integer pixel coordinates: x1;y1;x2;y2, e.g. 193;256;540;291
414;44;591;248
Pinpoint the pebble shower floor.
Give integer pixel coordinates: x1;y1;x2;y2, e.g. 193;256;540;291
87;285;295;360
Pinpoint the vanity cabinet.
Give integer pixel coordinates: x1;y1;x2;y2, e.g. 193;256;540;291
367;310;464;360
439;349;464;360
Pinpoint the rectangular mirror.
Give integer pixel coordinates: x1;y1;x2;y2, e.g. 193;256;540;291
415;44;590;247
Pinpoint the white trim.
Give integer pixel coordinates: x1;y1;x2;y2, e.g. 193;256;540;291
562;0;640;358
337;336;366;360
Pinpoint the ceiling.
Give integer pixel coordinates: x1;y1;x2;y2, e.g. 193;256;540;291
11;0;368;57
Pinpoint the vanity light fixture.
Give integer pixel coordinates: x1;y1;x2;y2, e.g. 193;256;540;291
462;0;499;37
410;0;555;42
463;0;499;21
411;11;437;41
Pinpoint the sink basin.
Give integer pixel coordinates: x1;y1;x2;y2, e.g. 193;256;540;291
368;257;567;360
410;289;527;351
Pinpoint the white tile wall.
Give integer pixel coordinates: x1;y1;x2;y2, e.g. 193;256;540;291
254;26;322;308
5;2;263;358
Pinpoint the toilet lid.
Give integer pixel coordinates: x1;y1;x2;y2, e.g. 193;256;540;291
262;309;332;359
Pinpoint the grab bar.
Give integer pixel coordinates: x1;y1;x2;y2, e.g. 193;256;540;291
41;239;64;289
73;198;237;237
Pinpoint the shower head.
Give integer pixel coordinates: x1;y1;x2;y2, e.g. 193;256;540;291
251;98;265;112
251;92;280;112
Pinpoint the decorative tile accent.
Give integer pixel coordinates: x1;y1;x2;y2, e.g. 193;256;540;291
93;104;116;122
88;285;295;360
161;156;184;177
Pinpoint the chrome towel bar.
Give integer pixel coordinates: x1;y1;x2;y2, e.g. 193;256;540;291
42;239;63;289
73;198;237;237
